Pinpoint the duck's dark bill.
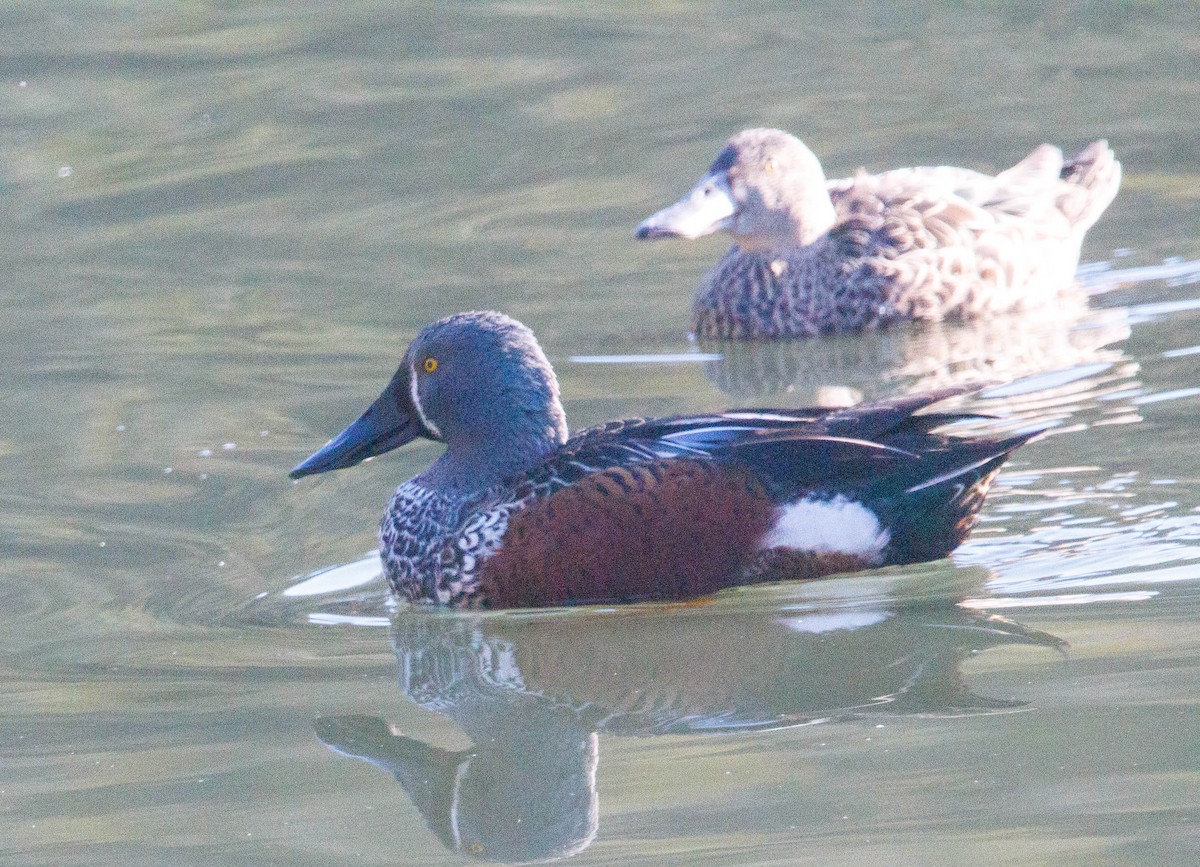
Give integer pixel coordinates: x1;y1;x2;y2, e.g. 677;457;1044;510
290;370;424;479
634;174;736;240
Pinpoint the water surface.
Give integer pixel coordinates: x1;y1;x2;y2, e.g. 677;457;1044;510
3;2;1200;864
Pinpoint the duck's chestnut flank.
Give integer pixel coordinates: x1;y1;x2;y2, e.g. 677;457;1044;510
291;311;1039;608
478;460;777;608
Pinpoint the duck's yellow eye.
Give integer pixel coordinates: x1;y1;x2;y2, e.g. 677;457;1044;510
423;357;438;373
764;158;776;173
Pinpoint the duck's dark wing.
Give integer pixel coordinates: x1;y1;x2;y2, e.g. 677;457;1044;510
549;386;1017;492
726;424;1035;562
556;385;983;462
558;406;832;456
719;388;1037;562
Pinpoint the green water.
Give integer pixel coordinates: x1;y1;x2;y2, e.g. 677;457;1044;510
4;2;1200;864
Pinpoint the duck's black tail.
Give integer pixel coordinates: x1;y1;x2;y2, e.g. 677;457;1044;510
881;429;1037;565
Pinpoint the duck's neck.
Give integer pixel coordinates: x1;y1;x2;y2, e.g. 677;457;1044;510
736;194;837;253
419;421;565;496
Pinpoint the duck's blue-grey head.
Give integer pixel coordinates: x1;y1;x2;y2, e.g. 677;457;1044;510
634;128;836;251
290;311;568;489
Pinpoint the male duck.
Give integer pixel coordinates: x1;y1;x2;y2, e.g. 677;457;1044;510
635;128;1121;339
291;311;1037;609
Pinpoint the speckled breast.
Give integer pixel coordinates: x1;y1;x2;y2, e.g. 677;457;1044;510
379;481;526;607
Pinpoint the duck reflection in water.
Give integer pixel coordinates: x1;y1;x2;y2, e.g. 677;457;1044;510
698;303;1134;404
315;590;1065;863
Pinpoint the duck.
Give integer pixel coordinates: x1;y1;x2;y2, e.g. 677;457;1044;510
634;128;1121;339
289;311;1038;609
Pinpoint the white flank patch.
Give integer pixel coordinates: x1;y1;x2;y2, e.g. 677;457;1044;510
759;495;891;560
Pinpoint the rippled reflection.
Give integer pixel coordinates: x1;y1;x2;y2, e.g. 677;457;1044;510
316;600;1063;863
641;260;1200;410
699;303;1132;403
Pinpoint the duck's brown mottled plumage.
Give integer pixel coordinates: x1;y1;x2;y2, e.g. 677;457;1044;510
636;129;1122;339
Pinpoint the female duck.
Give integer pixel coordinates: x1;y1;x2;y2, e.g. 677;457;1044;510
291;311;1037;608
635;128;1121;339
